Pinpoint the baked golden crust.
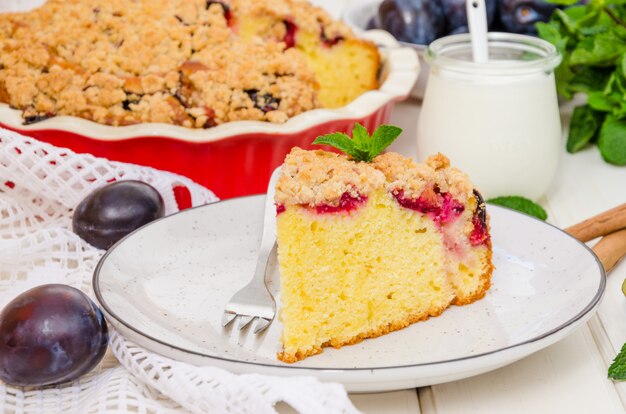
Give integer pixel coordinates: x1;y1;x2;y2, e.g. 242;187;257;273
277;301;450;363
0;0;378;127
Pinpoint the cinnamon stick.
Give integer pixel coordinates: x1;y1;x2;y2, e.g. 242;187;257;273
565;203;626;243
591;228;626;273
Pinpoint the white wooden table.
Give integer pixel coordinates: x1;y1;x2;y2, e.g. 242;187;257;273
308;1;626;413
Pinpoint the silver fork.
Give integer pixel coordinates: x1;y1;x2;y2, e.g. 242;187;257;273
221;166;281;334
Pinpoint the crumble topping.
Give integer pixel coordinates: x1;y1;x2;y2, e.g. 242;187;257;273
275;147;385;207
0;0;375;128
372;152;474;203
276;149;476;207
235;0;352;44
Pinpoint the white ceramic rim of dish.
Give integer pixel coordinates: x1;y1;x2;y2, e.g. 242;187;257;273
0;31;419;142
92;198;606;391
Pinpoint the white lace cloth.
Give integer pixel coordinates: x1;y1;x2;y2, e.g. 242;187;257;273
0;128;360;414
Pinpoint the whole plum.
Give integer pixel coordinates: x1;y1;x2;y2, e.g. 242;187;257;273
377;0;446;45
73;180;164;250
0;284;109;387
498;0;559;35
440;0;498;34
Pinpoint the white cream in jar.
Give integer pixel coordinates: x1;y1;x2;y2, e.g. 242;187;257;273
417;33;562;201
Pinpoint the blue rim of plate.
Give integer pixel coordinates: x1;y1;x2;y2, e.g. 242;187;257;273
93;195;606;372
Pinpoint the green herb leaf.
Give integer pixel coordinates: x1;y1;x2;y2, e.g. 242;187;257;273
312;132;356;156
537;0;626;166
567;105;602;152
370;125;403;158
609;342;626;380
351;123;371;152
570;29;626;66
598;115;626;165
545;0;581;6
313;123;403;162
568;66;613;94
487;196;548;220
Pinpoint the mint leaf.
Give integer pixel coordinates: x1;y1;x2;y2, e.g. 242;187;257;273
587;91;618;112
487;196;548;220
537;0;626;166
609;342;626;380
568;66;612;94
351;123;371;152
598;115;626;165
313;123;403;162
313;132;355;155
570;29;626;66
567;105;602;152
370;125;403;158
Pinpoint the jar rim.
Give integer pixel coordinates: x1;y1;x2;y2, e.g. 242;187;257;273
425;32;562;75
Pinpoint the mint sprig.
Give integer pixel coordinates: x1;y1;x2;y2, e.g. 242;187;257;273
536;0;626;166
487;196;548;221
609;342;626;380
313;123;402;162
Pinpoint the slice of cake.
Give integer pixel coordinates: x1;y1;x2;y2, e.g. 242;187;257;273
274;125;493;363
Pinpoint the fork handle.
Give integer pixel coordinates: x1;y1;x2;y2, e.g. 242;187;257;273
251;239;275;288
250;167;281;288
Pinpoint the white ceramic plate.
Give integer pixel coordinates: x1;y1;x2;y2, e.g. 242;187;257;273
93;195;605;392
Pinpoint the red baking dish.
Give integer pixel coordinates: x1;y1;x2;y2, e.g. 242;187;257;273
0;31;418;199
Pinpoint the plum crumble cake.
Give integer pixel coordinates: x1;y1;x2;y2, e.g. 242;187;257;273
0;0;380;128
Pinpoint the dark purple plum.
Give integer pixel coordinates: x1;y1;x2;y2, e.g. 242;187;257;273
498;0;558;35
473;189;487;226
73;180;164;250
377;0;446;45
0;284;109;387
440;0;497;34
470;189;489;246
448;24;469;35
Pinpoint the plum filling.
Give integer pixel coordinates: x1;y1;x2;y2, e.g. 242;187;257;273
206;1;232;25
314;192;367;214
470;190;489;246
321;29;344;47
395;187;489;246
470;215;489;246
394;189;440;214
438;193;465;225
393;189;464;226
122;98;140;110
245;89;280;113
276;203;286;215
283;20;298;49
23;112;54;125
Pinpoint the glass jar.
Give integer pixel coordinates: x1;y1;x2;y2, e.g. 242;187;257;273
416;32;562;201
